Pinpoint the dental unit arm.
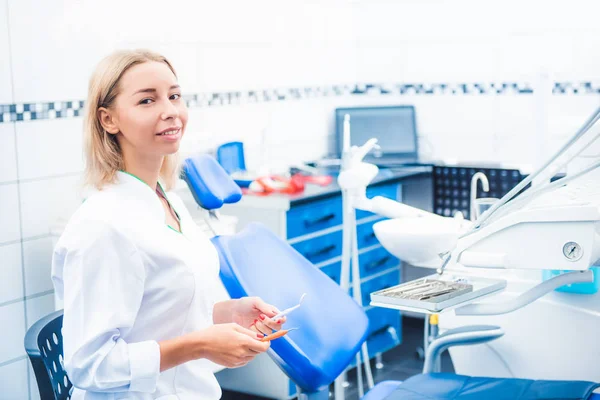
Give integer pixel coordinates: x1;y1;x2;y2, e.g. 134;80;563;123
450;108;600;273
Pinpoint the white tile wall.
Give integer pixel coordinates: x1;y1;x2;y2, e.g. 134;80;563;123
0;184;21;244
26;294;55;329
0;243;23;304
0;301;25;363
0;123;17;183
181;98;347;171
19;175;83;239
7;0;114;103
0;0;13;104
4;0;350;102
15;118;84;181
0;359;29;400
546;96;600;139
22;237;53;297
491;96;537;138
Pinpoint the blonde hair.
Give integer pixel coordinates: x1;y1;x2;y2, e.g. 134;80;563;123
83;49;181;190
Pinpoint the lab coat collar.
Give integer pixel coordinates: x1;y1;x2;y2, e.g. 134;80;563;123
116;171;166;223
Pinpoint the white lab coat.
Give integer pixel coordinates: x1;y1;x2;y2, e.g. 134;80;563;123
52;171;223;400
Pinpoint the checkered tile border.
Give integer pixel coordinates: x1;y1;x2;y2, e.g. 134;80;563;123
0;100;85;123
552;82;600;94
0;81;597;123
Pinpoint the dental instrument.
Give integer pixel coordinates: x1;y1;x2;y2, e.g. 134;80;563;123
272;293;306;321
377;278;472;301
261;328;299;342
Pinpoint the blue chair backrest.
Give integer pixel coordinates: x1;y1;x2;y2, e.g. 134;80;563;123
213;224;370;393
24;310;72;400
182;154;242;210
184;152;370;392
216;141;246;174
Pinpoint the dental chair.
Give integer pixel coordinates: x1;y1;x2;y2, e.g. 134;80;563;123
182;154;600;400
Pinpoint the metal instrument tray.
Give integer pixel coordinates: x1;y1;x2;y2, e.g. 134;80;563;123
370;273;506;314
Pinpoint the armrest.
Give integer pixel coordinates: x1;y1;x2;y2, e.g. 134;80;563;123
423;325;504;374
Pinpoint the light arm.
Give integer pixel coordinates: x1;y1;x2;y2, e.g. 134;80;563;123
354;195;446;220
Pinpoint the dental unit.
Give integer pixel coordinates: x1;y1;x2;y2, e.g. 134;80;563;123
337;107;600;384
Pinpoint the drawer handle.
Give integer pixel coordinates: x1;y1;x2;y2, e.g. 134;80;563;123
365;256;391;271
363;232;377;242
303;213;335;227
305;244;336;259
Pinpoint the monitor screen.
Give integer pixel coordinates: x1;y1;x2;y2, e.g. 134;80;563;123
335;106;418;158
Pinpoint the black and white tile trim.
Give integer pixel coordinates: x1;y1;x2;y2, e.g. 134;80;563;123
0;81;597;124
0;100;85;123
553;82;600;94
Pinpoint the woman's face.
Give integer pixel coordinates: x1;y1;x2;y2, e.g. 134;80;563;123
104;61;188;160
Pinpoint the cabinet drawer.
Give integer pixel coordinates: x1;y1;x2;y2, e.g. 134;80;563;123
359;247;399;278
291;230;343;264
366;307;401;339
320;262;341;284
356;218;384;249
365;307;402;357
287;196;343;239
361;269;400;307
318;247;398;286
356;184;400;220
348;307;401;365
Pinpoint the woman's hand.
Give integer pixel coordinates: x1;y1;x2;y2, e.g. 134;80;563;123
231;297;286;337
191;323;270;368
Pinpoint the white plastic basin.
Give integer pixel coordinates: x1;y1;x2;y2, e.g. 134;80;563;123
373;217;462;267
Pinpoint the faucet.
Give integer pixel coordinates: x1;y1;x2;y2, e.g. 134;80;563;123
470;172;489;221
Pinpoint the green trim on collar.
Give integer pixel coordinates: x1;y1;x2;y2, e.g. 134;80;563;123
120;170;152;188
120;170;182;233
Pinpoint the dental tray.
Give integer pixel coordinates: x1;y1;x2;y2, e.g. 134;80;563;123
370;274;506;314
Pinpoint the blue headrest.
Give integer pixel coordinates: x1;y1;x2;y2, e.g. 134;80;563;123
182;154;242;210
216;141;246;174
212;223;369;393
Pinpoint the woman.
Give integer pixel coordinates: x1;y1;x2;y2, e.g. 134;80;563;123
51;49;284;399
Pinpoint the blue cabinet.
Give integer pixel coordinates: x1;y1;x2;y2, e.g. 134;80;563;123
291;229;343;264
288;184;403;374
287;196;343;239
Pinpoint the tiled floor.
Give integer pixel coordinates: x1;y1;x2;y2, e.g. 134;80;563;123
222;316;454;400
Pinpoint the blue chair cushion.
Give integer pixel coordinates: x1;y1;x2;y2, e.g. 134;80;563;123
361;380;403;400
379;373;600;400
182;154;242;210
212;223;370;393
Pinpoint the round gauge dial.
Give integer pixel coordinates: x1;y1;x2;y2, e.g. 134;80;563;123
562;242;583;262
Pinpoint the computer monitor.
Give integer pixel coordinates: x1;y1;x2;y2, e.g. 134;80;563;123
335;105;418;161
